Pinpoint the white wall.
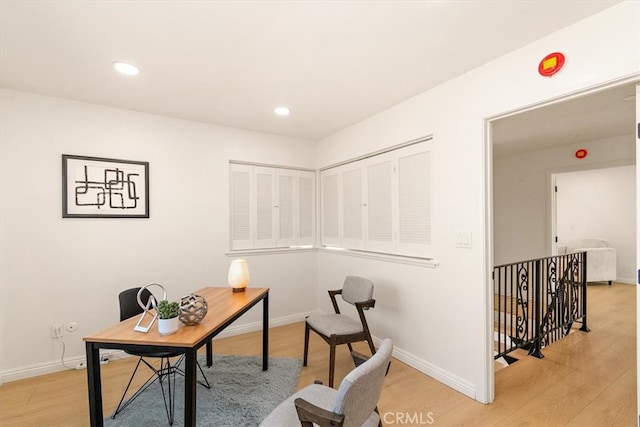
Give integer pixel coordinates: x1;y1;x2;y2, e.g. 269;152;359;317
0;89;318;381
1;0;638;404
556;165;636;283
493;135;635;266
316;1;639;403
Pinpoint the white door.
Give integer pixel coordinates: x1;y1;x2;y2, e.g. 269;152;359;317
554;166;635;282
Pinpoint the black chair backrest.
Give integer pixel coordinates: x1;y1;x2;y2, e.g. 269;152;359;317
119;287;154;321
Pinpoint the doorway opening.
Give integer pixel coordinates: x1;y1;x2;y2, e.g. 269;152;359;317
486;80;638;398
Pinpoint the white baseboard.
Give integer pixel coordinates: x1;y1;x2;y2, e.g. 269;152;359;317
213;310;319;339
0;349;133;384
1;357;85;383
0;312;319;384
221;315;479;399
616;277;636;285
2;310;477;403
371;336;477;400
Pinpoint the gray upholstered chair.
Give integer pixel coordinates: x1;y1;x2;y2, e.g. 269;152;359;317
304;276;377;387
261;338;393;427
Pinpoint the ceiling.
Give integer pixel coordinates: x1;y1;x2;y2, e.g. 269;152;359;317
0;0;626;142
493;83;637;156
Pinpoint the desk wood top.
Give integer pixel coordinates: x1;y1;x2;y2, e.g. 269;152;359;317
84;287;269;347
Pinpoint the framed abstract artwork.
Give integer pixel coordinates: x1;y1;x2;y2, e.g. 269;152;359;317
62;154;149;218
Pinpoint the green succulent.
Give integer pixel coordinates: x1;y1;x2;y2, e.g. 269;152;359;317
157;299;180;319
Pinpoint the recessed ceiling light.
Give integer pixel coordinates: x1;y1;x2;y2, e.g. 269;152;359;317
274;106;291;116
113;62;139;76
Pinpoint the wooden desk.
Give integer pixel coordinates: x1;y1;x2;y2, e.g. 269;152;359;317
84;287;269;427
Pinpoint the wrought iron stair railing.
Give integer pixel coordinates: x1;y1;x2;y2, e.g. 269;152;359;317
493;252;589;361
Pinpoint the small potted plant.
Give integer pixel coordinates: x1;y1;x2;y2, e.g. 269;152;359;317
156;299;180;335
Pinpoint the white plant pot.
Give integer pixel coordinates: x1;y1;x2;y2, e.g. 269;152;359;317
158;317;180;335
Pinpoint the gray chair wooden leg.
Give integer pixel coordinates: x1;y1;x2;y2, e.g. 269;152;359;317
329;336;337;388
367;338;376;355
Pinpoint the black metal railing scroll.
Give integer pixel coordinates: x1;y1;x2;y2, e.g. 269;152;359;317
493;252;589;360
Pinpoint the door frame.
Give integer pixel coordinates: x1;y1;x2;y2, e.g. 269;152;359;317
483;75;639;404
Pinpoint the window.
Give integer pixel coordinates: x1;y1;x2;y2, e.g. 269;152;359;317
230;162;315;250
320;140;432;258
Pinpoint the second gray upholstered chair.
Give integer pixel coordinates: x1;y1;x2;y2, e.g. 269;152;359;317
261;338;393;427
304;276;377;387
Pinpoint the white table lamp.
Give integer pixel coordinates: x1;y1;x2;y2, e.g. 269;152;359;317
228;259;250;292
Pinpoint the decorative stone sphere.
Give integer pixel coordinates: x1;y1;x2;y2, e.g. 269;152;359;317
179;294;208;325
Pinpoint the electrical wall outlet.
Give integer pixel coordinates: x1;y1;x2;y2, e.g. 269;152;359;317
51;323;63;338
73;358;107;370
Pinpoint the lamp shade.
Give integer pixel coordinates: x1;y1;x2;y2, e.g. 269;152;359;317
228;259;250;292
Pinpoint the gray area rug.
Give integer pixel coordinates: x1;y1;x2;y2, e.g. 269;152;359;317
104;354;302;426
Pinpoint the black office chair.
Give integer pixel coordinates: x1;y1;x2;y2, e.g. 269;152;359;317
112;287;210;425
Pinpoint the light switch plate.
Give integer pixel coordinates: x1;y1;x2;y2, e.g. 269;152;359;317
456;232;472;248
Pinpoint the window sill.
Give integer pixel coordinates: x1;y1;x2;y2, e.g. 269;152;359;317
226;247;317;257
227;246;439;267
318;247;439;267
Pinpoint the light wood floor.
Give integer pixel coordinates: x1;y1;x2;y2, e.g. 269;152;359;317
0;282;635;426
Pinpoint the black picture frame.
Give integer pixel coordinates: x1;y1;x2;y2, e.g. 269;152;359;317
62;154;149;218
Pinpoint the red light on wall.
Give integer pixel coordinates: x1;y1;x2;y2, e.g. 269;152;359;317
538;52;565;77
575;149;588;159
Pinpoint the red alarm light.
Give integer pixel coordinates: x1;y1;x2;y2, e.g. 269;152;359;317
575;149;588;159
538;52;565;77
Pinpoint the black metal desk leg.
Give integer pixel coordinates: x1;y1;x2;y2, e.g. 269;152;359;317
206;340;213;367
86;342;103;427
184;349;197;426
263;292;269;371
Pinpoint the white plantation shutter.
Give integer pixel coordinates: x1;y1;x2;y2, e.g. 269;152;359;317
319;138;432;258
255;167;276;248
230;163;315;250
277;171;294;245
321;171;340;246
366;159;394;252
230;164;252;250
397;149;431;257
341;166;364;249
297;171;315;245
